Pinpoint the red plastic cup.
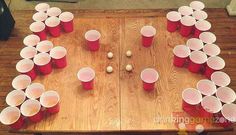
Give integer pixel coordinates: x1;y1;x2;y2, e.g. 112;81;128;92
211;71;231;87
188;51;207;73
203;44;221;57
218;103;236;127
16;59;37;81
30;21;47;41
32;12;48;22
192;10;208;21
50;46;67;68
33;53;52;75
173;45;190;67
85;30;101;51
194;20;211;38
6;90;26;107
140;68;159;91
200;96;222;118
46;7;62;17
182;88;202;116
45;16;61;37
0;106;24;130
140;26;156;47
12;75;31;90
190;1;205;11
204;56;225;79
59;12;74;33
178;6;193;16
20;46;37;59
20;99;43;123
35;3;50;12
216;87;236;104
23;34;40;47
77;67;95;90
25;83;45;100
199;32;216;44
36;40;53;53
180;16;196;37
166;11;181;32
40;91;60;114
196;79;217;96
186;38;204;51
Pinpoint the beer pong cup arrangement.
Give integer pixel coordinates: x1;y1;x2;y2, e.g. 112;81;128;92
45;16;61;37
59;12;74;33
25;83;45;100
166;11;181;32
30;21;47;41
140;26;156;47
20;46;37;59
32;12;48;22
140;68;159;91
36;40;53;53
173;45;190;67
16;59;37;81
77;67;95;90
23;34;40;47
6;90;26;107
33;53;52;75
40;91;60;114
85;30;101;51
50;46;67;68
12;75;31;90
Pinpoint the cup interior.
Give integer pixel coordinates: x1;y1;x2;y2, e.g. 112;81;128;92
173;45;190;58
6;90;26;107
199;32;216;44
85;30;101;41
197;79;217;96
178;6;193;16
180;15;196;26
221;103;236;122
140;26;156;37
190;1;205;10
50;46;67;59
47;7;62;17
77;67;95;82
216;87;236;104
20;47;37;59
186;38;204;51
59;12;74;22
203;44;221;57
33;12;48;22
26;83;45;99
40;91;60;108
201;96;222;113
0;107;21;125
33;53;51;66
20;99;41;117
195;20;211;31
207;56;225;70
36;40;53;53
45;16;60;27
16;59;34;73
211;71;231;87
190;51;207;64
12;75;31;90
166;11;181;22
30;21;46;33
140;68;159;83
192;10;208;20
23;34;40;47
35;3;50;12
182;88;202;105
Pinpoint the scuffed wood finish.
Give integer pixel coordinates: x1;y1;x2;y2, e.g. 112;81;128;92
0;9;235;133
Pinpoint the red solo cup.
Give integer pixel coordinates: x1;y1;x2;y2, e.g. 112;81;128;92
33;53;52;75
140;68;159;91
0;107;24;130
85;30;101;51
32;12;48;22
59;12;74;33
211;71;231;87
77;67;95;90
194;20;211;38
173;45;190;67
190;1;205;11
12;75;31;90
20;99;43;122
204;56;225;79
178;6;193;16
36;40;53;53
49;46;67;68
180;16;196;37
29;21;47;41
200;96;222;118
218;103;236;127
196;79;217;96
166;11;181;32
6;90;26;107
45;16;61;37
23;34;40;47
35;3;50;12
192;10;208;21
40;91;60;114
216;87;236;104
188;51;207;73
203;44;221;57
186;38;204;51
20;46;37;59
182;88;202;116
46;7;62;17
16;59;37;81
199;32;216;44
25;83;45;100
140;26;156;47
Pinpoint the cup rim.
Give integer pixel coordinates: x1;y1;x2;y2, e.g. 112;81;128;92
207;56;225;70
20;99;41;117
178;6;194;16
20;46;37;59
211;71;231;87
166;11;181;22
199;32;216;44
85;30;101;41
196;79;217;96
12;75;31;90
203;44;221;57
190;1;205;11
16;59;34;73
6;90;26;107
33;53;51;66
140;68;159;83
201;96;222;113
25;83;45;99
59;11;74;22
0;106;21;125
32;12;48;22
40;90;60;108
35;3;50;12
189;50;208;64
36;40;54;53
140;25;156;37
221;103;236;122
45;16;60;27
30;21;46;33
173;45;191;58
195;20;211;31
49;46;67;59
180;15;196;26
186;38;204;51
216;87;236;104
192;10;208;20
23;34;40;47
182;88;202;105
77;67;95;82
46;7;62;17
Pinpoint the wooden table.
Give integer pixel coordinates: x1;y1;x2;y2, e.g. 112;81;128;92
0;9;236;134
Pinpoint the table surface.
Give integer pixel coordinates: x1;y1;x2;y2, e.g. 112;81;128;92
0;9;235;134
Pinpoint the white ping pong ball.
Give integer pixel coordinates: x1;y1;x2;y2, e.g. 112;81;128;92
107;52;113;59
126;64;133;72
126;50;132;57
106;66;113;73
